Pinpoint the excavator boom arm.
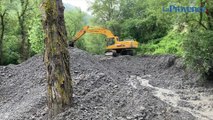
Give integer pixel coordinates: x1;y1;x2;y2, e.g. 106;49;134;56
71;26;116;44
86;28;115;38
72;26;89;42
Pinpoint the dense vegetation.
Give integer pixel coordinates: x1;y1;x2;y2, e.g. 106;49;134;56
0;0;212;79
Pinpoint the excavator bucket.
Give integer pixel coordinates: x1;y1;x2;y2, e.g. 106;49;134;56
69;41;75;47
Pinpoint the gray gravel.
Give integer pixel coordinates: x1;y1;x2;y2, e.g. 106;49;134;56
0;48;213;120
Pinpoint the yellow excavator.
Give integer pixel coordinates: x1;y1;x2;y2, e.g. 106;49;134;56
69;26;139;56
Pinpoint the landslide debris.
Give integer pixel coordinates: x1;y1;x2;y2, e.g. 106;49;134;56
0;48;213;120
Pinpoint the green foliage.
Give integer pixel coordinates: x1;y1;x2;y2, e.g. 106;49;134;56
65;9;89;50
90;0;119;22
121;16;168;43
0;0;43;65
90;0;170;43
3;35;20;64
65;9;87;40
64;8;107;54
153;31;184;56
83;34;106;54
26;0;44;54
137;29;185;56
0;0;20;65
183;30;213;78
28;16;44;54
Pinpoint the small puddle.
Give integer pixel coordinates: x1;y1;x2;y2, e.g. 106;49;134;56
129;75;213;120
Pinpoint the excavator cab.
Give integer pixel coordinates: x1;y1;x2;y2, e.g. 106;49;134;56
106;38;115;46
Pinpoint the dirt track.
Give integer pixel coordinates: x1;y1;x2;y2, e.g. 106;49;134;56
0;48;213;120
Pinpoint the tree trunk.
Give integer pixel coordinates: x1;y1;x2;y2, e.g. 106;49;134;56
18;17;28;61
18;0;30;62
0;11;6;65
206;0;213;30
41;0;73;119
207;9;213;30
207;16;212;30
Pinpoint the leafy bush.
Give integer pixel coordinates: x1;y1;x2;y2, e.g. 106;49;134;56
138;30;184;56
3;35;20;65
183;30;213;80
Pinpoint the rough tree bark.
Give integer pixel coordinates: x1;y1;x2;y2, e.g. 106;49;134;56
0;10;6;65
41;0;73;119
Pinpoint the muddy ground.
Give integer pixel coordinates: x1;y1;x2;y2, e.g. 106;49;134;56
0;48;213;120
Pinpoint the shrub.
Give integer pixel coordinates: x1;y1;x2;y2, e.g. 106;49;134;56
183;30;213;80
138;30;184;56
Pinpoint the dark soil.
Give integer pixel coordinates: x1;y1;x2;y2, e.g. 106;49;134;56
0;48;213;120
